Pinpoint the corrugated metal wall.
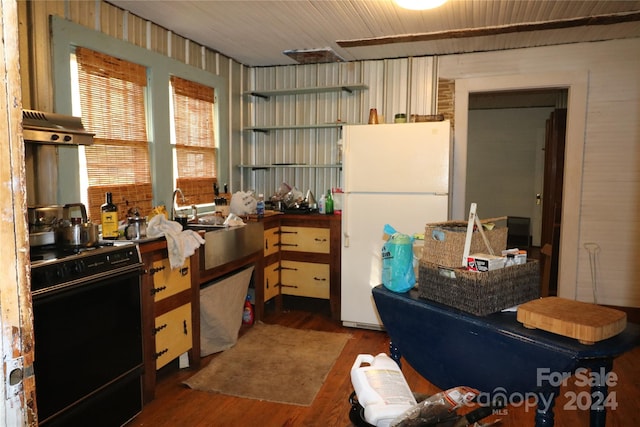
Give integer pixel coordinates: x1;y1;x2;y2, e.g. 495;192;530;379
241;57;437;199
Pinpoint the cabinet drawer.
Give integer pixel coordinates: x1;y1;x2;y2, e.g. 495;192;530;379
280;260;329;299
280;226;330;254
264;227;280;257
155;303;192;370
264;261;280;302
152;259;191;302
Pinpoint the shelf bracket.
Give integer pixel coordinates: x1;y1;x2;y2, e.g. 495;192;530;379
251;128;269;134
249;92;269;100
340;86;353;94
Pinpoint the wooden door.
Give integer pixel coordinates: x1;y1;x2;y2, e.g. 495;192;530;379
540;108;566;296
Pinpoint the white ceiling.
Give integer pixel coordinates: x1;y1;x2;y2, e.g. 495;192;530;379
108;0;640;67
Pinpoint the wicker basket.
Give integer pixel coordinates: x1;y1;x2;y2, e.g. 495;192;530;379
418;259;540;316
422;219;508;268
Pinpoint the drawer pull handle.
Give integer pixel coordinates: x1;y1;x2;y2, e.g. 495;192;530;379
183;320;188;335
314;238;328;242
266;278;270;289
280;243;298;248
266;240;282;249
155;348;168;359
280;230;297;235
280;266;298;271
280;284;298;289
153;323;167;335
149;265;166;275
151;285;167;296
180;267;189;276
313;277;327;282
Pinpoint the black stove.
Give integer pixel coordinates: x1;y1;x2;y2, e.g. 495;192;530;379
30;240;145;426
30;242;142;295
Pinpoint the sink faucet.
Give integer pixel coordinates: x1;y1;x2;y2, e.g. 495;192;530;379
191;204;199;223
171;188;186;220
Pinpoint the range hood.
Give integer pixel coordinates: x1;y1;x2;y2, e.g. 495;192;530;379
23;109;94;145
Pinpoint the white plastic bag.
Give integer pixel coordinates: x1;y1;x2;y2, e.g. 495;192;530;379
230;191;257;215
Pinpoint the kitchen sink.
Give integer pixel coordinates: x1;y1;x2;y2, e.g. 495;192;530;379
190;221;263;270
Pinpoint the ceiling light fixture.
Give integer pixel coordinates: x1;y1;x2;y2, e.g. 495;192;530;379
394;0;448;11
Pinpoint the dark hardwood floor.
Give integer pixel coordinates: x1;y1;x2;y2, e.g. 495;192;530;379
130;297;640;427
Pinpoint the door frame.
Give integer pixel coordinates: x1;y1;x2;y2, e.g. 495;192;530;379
452;71;588;299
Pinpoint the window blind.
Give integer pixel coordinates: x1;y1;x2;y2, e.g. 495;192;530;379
171;76;217;205
75;47;152;221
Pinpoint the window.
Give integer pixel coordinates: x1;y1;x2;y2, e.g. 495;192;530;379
170;76;217;206
73;47;151;222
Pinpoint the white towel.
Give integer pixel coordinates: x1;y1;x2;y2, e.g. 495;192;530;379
147;215;206;269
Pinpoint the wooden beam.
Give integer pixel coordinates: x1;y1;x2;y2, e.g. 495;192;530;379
337;11;640;48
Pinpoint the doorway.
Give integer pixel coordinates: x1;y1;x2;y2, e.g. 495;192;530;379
465;89;567;294
452;71;589;300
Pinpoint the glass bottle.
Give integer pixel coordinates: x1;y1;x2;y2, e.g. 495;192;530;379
325;190;334;215
101;192;119;240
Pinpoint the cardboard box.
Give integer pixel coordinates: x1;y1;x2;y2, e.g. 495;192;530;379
467;253;505;272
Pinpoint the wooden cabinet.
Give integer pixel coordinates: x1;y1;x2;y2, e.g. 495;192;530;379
280;260;330;299
263;261;280;302
280;226;331;300
263;226;280;258
262;217;281;305
152;258;191;301
139;240;200;404
154;303;192;369
255;214;341;320
280;226;330;254
151;258;192;370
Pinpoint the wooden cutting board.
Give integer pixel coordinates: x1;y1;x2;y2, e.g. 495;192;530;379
517;297;627;345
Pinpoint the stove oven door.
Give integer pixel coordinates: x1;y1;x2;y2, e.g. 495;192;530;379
32;267;143;426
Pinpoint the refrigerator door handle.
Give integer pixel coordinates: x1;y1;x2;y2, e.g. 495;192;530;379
342;192;350;247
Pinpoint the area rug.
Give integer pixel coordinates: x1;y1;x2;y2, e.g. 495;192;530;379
183;323;351;406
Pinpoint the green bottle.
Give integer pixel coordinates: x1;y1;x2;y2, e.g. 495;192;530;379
325;190;334;215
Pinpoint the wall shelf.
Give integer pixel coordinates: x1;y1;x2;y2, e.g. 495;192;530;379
244;84;368;99
238;164;342;170
241;81;367;194
245;123;346;133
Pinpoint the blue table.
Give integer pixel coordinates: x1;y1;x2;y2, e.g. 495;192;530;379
372;285;640;427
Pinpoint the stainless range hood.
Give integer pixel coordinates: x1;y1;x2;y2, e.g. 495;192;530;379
23;109;94;145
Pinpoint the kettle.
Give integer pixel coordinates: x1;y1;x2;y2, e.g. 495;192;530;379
125;207;147;240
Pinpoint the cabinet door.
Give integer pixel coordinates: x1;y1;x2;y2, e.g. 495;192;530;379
155;303;192;370
264;261;280;302
280;260;330;299
152;259;191;302
280;226;330;254
264;227;280;257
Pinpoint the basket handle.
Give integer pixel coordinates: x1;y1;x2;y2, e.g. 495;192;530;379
462;203;495;267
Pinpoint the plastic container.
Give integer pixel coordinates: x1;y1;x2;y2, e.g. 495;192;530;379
242;295;254;325
351;353;416;427
256;194;265;218
318;194;326;214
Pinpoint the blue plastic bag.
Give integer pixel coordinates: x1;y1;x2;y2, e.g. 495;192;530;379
381;224;416;293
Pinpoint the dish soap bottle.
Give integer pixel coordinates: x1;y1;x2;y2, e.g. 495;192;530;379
242;295;254;325
101;192;119;240
325;190;334;214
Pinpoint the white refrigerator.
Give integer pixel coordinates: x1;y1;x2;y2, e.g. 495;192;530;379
340;121;451;330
